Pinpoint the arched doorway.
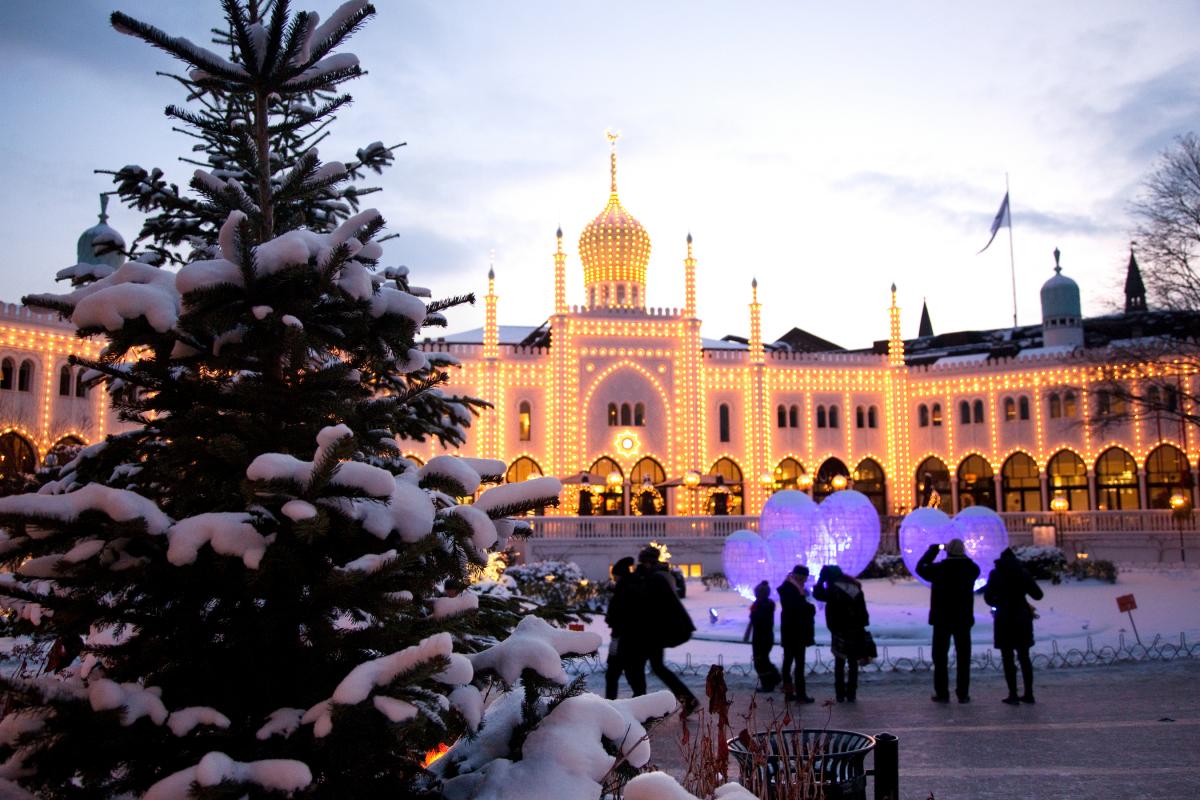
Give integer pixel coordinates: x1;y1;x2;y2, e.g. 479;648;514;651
707;457;743;515
0;432;37;495
589;456;625;515
1095;447;1139;510
853;458;886;516
631;456;666;515
1047;450;1088;509
1001;452;1041;511
957;454;995;510
1145;444;1189;509
506;456;543;483
813;457;849;503
772;457;806;492
915;456;951;511
44;436;84;470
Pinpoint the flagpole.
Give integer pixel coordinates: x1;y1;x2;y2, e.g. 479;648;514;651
1007;172;1018;327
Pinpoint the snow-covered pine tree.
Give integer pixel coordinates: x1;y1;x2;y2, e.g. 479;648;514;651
0;2;579;796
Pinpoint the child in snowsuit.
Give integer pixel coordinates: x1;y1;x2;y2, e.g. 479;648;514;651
743;581;781;692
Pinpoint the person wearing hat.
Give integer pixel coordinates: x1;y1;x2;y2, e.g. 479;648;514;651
742;581;781;693
604;556;645;699
777;564;816;703
917;538;981;703
812;564;869;702
628;545;699;713
983;547;1044;705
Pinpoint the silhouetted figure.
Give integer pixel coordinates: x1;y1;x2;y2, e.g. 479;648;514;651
578;475;594;516
917;538;980;703
638;477;658;516
743;581;781;692
983;548;1044;705
604;557;645;698
777;564;816;703
628;546;699;713
813;564;869;702
710;474;729;516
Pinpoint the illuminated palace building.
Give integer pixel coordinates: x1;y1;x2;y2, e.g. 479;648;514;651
415;140;1198;530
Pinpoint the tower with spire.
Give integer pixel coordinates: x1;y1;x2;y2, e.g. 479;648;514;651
1125;245;1147;313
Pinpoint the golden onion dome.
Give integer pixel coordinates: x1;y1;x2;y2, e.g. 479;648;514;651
578;136;650;294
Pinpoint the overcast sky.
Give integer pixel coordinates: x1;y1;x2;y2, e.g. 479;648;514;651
1;1;1198;348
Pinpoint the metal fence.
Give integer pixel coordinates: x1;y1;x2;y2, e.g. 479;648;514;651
566;631;1200;678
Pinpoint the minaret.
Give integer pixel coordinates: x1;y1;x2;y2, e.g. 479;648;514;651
483;255;498;360
887;283;905;367
749;277;764;364
554;226;567;315
1124;245;1146;313
684;233;697;318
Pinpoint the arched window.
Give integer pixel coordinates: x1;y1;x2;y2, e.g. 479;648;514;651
854;458;886;516
707;457;744;515
616;284;626;304
1018;396;1030;421
589;456;625;516
931;403;942;427
505;455;543;483
0;432;37;493
916;456;951;511
777;404;787;428
813;457;849;503
1145;444;1189;509
1096;390;1112;416
957;454;995;510
1001;452;1040;512
1047;450;1088;510
868;405;878;428
75;369;88;398
718;403;731;443
633;402;645;427
828;405;840;429
788;405;799;428
631;456;667;515
518;400;532;441
607;403;618;426
816;405;827;429
959;400;971;425
17;360;33;393
772;457;806;492
1063;391;1078;417
918;404;929;428
59;365;72;397
973;399;985;424
632;285;639;305
620;403;632;426
1004;397;1016;421
1147;386;1161;409
855;405;865;429
0;359;12;391
1166;385;1180;412
1095;447;1139;510
1048;393;1062;419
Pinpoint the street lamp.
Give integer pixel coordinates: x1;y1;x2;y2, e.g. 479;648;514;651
1050;492;1069;551
683;470;701;516
759;472;775;494
831;474;848;491
1170;489;1191;563
797;471;813;495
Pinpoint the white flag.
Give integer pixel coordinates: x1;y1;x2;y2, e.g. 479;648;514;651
978;192;1010;254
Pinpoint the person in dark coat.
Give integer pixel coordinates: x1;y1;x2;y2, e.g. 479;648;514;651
604;557;645;698
983;548;1045;705
628;546;699;713
743;581;781;692
777;564;816;703
917;538;981;703
812;564;869;702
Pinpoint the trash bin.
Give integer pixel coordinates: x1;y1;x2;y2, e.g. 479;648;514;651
727;728;876;800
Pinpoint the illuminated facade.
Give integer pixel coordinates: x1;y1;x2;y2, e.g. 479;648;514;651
415;141;1200;518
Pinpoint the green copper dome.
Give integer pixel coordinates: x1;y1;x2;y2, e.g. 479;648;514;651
76;194;126;268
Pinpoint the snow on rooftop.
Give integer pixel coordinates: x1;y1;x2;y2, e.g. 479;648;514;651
439;326;541;344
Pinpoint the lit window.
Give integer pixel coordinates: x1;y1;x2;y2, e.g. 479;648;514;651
518;400;531;441
1048;393;1061;419
931;403;942;427
1004;397;1016;421
1063;391;1077;417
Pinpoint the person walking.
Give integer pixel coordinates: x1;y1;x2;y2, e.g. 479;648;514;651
917;539;980;703
777;564;816;703
629;546;700;713
983;548;1045;705
812;565;869;703
743;581;781;692
604;557;645;699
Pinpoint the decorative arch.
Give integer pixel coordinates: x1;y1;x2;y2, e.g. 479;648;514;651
813;456;849;503
589;455;625;515
1047;449;1088;509
853;457;886;516
915;454;951;511
1145;443;1188;509
505;455;543;484
17;360;33;393
707;456;743;515
956;453;995;510
1095;447;1139;510
772;456;806;492
581;359;673;463
1001;451;1040;511
0;431;37;494
631;456;667;515
44;435;85;468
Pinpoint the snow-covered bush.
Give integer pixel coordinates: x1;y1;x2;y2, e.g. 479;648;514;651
860;553;911;579
505;560;600;609
1012;546;1068;581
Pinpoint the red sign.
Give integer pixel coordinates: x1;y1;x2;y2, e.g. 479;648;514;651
568;623;585;632
1116;594;1137;613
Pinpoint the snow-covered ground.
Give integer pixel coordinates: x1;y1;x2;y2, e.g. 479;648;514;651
585;567;1200;666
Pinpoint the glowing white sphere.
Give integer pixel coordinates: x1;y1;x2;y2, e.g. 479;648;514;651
761;491;828;588
898;507;955;587
951;506;1010;591
816;489;881;578
722;529;769;600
